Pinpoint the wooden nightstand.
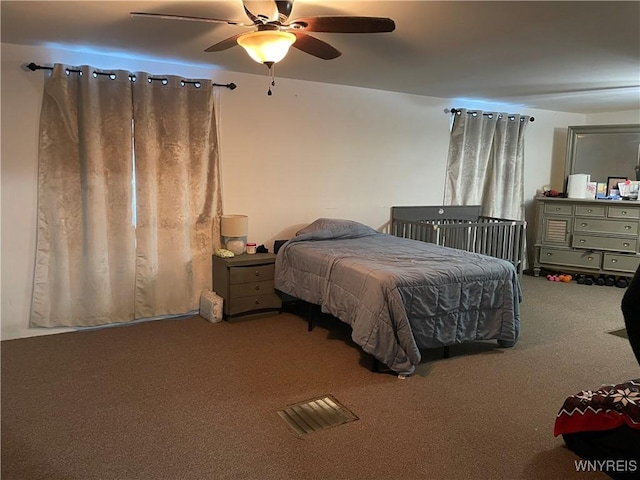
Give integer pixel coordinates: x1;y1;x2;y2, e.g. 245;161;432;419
212;252;282;321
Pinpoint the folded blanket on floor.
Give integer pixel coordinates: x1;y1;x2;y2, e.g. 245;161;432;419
554;379;640;436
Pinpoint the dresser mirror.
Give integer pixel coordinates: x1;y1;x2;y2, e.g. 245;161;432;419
565;124;640;184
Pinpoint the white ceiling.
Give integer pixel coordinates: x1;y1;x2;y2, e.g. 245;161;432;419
2;0;639;114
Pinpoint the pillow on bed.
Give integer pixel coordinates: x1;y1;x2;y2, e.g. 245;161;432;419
295;218;379;240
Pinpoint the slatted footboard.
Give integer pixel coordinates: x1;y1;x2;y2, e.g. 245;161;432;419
391;206;526;276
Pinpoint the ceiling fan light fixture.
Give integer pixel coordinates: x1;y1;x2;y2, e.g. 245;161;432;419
237;30;296;65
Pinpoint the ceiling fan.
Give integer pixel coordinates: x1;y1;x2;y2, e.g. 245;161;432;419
131;0;395;93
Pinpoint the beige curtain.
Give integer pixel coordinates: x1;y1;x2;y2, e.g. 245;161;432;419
132;73;222;318
31;65;223;327
31;65;136;327
443;108;531;221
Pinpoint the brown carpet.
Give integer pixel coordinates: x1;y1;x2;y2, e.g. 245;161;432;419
2;275;638;480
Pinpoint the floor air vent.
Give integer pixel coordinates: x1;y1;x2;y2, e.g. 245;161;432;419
277;394;358;435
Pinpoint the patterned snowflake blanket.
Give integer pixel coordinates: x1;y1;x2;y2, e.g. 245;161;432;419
554;379;640;436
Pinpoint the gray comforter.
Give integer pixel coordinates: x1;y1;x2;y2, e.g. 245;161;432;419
274;219;521;376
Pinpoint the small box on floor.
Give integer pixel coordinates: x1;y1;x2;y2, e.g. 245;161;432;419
199;290;223;323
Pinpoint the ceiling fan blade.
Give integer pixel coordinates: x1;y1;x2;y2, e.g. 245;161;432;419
291;32;341;60
205;34;243;52
289;16;395;33
130;12;250;27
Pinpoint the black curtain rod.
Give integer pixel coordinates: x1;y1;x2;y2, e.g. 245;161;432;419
26;62;237;90
447;107;534;122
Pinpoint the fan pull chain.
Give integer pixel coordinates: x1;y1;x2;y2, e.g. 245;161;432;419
267;63;276;96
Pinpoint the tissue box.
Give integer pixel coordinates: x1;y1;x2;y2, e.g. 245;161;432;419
199;290;223;323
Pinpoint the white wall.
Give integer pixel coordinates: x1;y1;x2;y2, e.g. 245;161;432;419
1;42;595;339
586;111;640;125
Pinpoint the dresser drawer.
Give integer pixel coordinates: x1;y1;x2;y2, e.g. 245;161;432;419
228;292;282;316
608;206;640;219
573;218;638;236
572;234;637;253
539;247;601;269
575;205;606;217
544;203;573;215
230;280;275;299
602;253;640;273
229;264;275;284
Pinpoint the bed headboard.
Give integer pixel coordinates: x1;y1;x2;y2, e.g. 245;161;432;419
391;205;482;222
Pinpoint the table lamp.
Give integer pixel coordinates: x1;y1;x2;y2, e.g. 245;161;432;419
221;214;248;255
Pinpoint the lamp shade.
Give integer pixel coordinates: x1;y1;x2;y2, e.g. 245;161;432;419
221;215;248;237
237;30;296;65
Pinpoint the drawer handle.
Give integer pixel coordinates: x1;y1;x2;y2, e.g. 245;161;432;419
587;209;592;213
555;207;561;211
546;252;553;256
254;270;261;277
255;285;260;291
621;211;627;215
254;299;260;305
581;223;588;227
624;243;630;247
588;257;593;261
625;226;631;230
612;259;618;263
579;239;586;243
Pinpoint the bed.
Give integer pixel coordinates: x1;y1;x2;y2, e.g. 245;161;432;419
274;218;522;376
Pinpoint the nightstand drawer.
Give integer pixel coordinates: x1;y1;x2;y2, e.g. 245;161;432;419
228;293;282;316
603;253;640;273
572;234;637;253
230;280;275;299
230;264;275;284
539;247;601;269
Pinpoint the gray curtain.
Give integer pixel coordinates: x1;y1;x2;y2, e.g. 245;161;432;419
443;108;531;221
31;64;222;327
31;65;136;327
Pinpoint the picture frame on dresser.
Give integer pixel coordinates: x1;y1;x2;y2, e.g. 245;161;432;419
607;176;627;196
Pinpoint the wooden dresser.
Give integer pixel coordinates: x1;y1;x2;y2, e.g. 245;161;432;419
533;197;640;277
212;252;282;321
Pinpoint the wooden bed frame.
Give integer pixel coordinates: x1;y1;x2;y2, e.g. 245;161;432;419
390;205;527;276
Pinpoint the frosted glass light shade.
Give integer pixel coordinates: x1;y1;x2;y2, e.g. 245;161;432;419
237;31;296;64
